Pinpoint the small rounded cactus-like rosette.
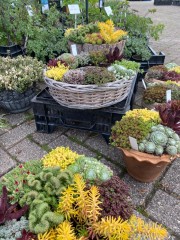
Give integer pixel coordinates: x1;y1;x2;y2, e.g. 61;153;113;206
120;148;171;183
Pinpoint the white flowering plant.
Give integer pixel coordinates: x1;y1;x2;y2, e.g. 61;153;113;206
0;56;44;92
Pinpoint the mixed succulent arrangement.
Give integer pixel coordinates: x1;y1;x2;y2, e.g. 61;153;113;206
111;108;180;156
65;20;127;45
45;53;139;85
0;56;44;93
0;146;168;239
145;63;180;85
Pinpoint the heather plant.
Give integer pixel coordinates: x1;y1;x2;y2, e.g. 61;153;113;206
163;70;180;82
145;65;168;80
0;160;43;204
57;53;79;69
111;109;160;149
63;69;86;84
16;229;37;240
0;56;44;92
0;217;29;240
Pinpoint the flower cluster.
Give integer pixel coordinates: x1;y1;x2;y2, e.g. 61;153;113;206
0;56;44;92
98;20;127;44
45;62;69;81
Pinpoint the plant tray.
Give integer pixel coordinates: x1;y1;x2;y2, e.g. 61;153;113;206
31;75;136;141
154;0;172;5
0;44;25;57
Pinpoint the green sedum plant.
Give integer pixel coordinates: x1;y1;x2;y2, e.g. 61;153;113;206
111;109;160;149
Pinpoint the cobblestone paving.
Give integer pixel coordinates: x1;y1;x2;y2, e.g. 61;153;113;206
0;2;180;239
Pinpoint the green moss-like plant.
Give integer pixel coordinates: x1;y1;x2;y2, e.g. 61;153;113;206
29;200;64;234
19;167;73;207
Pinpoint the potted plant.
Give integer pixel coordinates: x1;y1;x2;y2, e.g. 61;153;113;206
110;109;180;182
142;82;180;109
0;146;168;239
44;57;139;109
0;56;44;113
65;19;127;55
145;63;180;86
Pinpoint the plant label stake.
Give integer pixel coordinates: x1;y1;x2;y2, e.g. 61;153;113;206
68;4;80;28
166;90;171;102
26;5;33;16
104;6;113;16
71;44;78;56
142;79;147;89
99;0;103;8
129;136;139;151
41;0;49;13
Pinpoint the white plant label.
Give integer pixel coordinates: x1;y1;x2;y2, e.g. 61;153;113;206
71;44;78;56
129;136;139;151
142;79;147;89
42;4;49;13
104;6;113;16
26;5;33;16
166;90;171;102
99;0;103;8
68;4;80;14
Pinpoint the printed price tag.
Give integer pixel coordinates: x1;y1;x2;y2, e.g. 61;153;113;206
68;4;80;14
129;136;139;151
166;90;171;102
99;0;103;8
26;5;33;16
142;79;147;89
104;6;113;16
42;4;49;13
71;44;77;56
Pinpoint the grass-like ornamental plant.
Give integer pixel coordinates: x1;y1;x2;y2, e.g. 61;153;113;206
42;147;80;170
111;109;161;149
0;56;44;92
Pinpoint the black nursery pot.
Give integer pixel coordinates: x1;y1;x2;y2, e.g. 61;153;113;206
0;87;36;113
0;44;24;58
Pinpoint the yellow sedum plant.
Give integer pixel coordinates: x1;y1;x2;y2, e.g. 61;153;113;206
38;228;56;240
42;147;80;170
171;66;180;73
124;108;161;123
98;19;127;44
45;62;69;81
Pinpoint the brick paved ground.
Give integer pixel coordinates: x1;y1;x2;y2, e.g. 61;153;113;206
0;2;180;239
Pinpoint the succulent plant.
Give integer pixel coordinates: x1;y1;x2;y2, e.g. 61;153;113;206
62;69;86;84
57;53;79;69
75;52;91;67
145;65;168;80
67;156;113;181
89;50;107;66
138;124;180;156
81;66;116;85
111;109;160;149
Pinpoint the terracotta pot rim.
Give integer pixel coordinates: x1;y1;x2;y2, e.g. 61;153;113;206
120;148;171;164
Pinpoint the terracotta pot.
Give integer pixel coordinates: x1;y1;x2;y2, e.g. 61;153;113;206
120;148;171;182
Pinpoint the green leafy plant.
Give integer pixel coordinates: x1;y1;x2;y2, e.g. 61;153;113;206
0;56;44;92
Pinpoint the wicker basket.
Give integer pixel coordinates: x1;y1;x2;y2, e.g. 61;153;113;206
68;40;126;55
44;74;136;109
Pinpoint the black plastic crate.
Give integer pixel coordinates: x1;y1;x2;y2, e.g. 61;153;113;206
0;44;24;57
31;75;137;139
173;0;180;5
154;0;172;5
